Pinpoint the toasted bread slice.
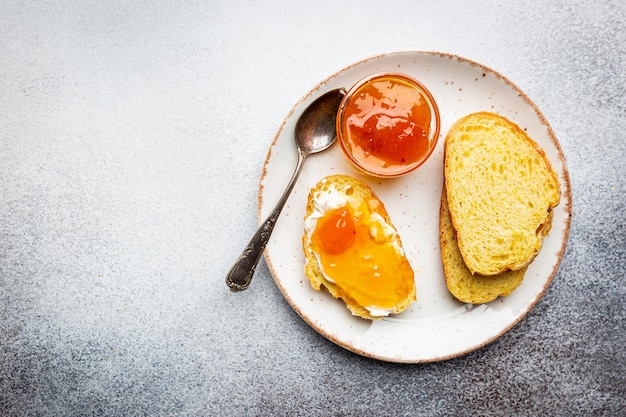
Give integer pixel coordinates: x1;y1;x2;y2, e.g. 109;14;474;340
444;112;560;276
440;186;525;304
302;174;416;320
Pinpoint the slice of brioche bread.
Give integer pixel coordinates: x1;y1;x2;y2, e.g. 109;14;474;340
444;112;560;276
440;186;525;304
302;174;416;320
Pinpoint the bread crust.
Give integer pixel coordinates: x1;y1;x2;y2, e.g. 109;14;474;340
302;174;416;320
444;112;560;275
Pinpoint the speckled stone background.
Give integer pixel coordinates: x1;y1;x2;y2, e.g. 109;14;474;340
1;1;625;416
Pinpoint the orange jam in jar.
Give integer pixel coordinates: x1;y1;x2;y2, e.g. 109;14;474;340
337;73;440;177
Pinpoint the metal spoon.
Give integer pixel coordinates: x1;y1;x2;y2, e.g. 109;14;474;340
226;88;347;292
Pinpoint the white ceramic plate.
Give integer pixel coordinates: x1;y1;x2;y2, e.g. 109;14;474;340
259;51;571;363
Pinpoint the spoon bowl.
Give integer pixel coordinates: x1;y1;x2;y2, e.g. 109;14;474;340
295;92;344;154
226;88;346;292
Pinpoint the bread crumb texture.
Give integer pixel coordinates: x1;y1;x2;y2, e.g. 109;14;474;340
444;112;560;276
440;187;526;304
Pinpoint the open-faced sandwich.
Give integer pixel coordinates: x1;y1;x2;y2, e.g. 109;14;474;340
303;174;416;320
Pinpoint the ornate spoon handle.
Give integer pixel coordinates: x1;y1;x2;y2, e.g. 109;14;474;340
225;152;306;292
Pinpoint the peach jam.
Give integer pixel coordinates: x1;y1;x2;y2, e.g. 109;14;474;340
337;73;440;177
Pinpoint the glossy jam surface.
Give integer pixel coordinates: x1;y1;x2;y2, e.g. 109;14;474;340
338;74;439;177
314;207;355;255
310;197;414;310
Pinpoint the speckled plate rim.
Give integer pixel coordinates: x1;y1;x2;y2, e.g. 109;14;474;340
258;51;572;363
